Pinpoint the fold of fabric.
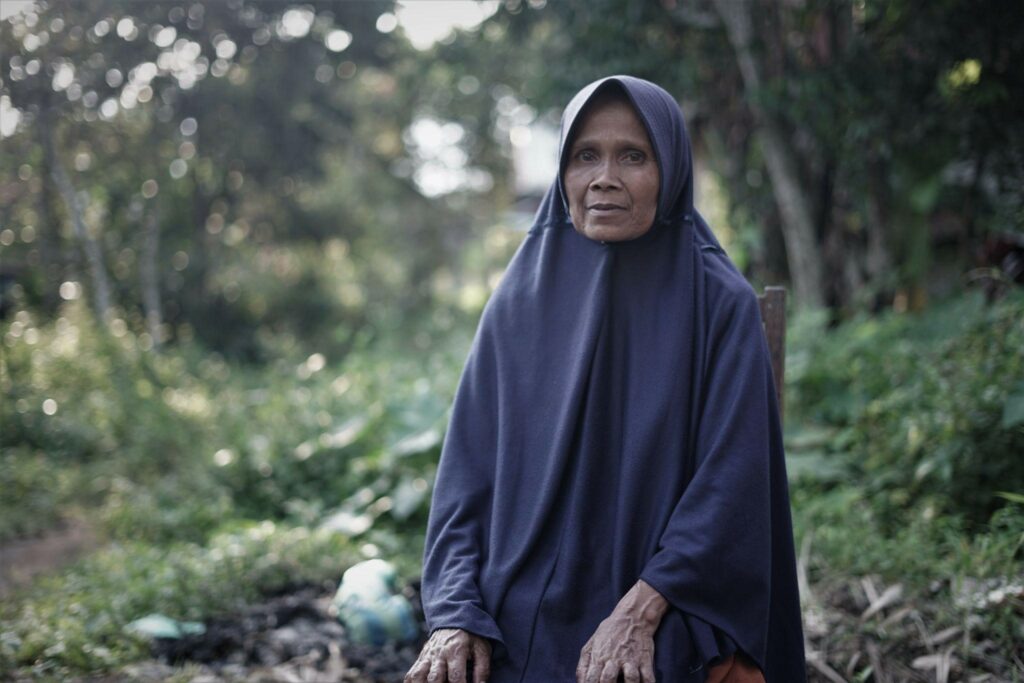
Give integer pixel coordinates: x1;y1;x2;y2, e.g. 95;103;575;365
420;76;806;682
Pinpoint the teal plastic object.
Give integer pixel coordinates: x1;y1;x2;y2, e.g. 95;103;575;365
332;559;419;646
124;613;206;640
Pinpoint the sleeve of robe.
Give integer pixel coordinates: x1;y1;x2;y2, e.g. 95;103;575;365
638;252;786;673
419;322;506;649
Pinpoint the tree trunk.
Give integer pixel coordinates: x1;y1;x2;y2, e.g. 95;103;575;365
712;0;825;309
140;200;163;349
44;123;112;321
865;157;895;310
35;129;63;312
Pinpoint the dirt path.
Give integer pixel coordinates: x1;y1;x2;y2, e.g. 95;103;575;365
0;518;98;597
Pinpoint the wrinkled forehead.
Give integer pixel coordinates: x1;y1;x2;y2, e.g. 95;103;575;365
559;81;658;167
563;87;640;143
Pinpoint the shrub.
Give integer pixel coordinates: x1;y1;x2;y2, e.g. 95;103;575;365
787;291;1024;527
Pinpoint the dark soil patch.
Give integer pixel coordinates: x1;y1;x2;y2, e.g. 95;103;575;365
127;580;427;682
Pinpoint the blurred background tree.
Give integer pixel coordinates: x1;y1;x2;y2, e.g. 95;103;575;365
1;0;495;362
3;0;1022;349
433;0;1024;312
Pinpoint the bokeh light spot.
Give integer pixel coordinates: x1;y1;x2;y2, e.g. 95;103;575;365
376;13;398;33
325;29;352;52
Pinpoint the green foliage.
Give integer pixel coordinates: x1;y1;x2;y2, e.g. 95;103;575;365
0;522;360;677
787;291;1024;526
98;472;232;546
791;485;1024;586
205;345;456;526
0;298;473;677
0;303;217;543
4;283;1023;677
786;292;1024;661
1;303;207;473
0;0;487;362
1;298;474;544
792;487;1024;661
0;448;83;541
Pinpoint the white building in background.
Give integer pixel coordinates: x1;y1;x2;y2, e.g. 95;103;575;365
505;118;559;230
510;119;559;197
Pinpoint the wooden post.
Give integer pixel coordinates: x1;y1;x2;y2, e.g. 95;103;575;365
757;286;786;421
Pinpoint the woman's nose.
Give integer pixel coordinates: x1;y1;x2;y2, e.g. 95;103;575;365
589;161;621;190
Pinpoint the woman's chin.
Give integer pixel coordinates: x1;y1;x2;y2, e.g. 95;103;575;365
577;222;652;243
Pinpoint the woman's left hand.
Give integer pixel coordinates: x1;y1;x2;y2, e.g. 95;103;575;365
575;610;656;683
576;580;667;683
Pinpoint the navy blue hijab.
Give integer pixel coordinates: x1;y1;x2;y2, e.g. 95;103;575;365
421;76;806;682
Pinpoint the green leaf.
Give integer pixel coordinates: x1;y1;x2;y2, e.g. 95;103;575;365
994;491;1024;505
1001;382;1024;428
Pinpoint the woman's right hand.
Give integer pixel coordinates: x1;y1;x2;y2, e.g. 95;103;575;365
404;627;492;683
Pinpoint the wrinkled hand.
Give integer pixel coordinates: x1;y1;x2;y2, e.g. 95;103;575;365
576;609;657;683
404;628;491;683
577;581;668;683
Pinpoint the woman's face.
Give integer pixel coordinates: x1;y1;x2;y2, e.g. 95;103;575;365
563;95;660;242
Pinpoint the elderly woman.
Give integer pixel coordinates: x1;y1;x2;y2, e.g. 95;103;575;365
404;76;806;683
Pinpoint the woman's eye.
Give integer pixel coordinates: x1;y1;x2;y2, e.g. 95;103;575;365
576;150;597;162
623;151;646;163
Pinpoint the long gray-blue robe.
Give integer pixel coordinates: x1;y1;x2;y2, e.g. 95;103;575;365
420;75;806;682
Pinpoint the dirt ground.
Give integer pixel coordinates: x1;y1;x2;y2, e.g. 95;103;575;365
0;518;97;598
4;526;1021;682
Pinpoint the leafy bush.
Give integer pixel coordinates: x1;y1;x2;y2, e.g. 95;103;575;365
1;303;208;474
0;448;84;541
1;300;474;549
784;291;1024;660
791;482;1024;585
792;485;1024;665
98;473;233;546
787;291;1024;526
195;324;469;530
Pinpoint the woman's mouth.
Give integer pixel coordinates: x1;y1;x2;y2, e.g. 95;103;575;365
587;203;626;214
